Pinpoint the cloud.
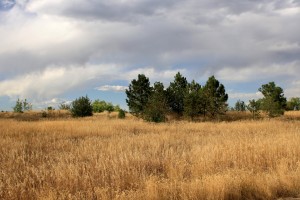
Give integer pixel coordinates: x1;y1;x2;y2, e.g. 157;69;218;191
96;85;128;92
0;0;300;107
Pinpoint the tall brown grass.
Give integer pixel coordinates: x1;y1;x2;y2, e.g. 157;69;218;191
1;112;300;199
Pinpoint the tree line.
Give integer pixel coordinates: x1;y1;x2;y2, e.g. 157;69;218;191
126;72;229;122
8;72;300;121
126;72;299;122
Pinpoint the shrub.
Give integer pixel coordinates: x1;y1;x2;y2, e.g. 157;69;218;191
13;99;32;113
118;109;126;119
71;96;93;117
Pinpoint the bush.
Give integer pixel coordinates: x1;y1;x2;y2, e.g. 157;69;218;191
13;99;32;113
71;96;93;117
118;109;126;119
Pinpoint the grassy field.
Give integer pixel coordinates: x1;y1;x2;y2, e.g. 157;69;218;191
1;112;300;199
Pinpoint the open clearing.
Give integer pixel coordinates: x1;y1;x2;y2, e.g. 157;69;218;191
1;112;300;199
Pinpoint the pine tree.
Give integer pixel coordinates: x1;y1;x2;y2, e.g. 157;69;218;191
259;82;286;117
125;74;152;117
203;76;228;118
144;82;168;122
166;72;188;116
183;80;203;120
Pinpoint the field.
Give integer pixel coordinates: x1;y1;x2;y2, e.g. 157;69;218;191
1;112;300;199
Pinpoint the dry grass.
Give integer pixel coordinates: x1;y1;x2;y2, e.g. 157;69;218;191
1;112;300;199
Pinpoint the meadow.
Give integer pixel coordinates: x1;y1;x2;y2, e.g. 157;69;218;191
1;111;300;199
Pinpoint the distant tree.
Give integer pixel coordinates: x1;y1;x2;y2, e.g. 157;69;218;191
247;99;260;119
234;100;246;112
92;100;107;113
118;109;126;119
47;106;54;111
71;96;93;117
144;82;168;122
126;74;152;117
259;82;287;117
13;98;32;113
286;97;300;111
203;76;228;118
59;102;71;110
183;80;203;120
166;72;188;116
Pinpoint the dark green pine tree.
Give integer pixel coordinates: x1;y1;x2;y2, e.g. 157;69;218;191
203;76;228;118
71;96;93;117
125;74;152;117
166;72;188;116
259;82;287;117
183;80;203;121
144;82;168;122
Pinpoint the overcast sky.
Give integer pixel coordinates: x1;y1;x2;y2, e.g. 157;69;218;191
0;0;299;110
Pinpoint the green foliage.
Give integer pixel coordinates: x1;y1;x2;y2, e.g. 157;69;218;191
247;99;260;119
92;100;119;113
166;72;188;115
71;96;93;117
259;82;287;117
234;100;246;112
183;80;203;120
47;106;54;111
13;99;32;113
144;82;168;123
286;97;300;111
59;102;71;110
203;76;228;117
126;74;152;117
118;109;126;119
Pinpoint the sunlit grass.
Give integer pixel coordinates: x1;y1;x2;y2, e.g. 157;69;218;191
0;111;300;199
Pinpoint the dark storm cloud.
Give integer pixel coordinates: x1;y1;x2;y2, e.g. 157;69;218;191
0;0;300;103
0;0;15;11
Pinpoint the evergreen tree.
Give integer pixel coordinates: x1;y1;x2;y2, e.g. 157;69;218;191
259;82;287;117
144;82;168;122
166;72;188;116
247;99;260;119
203;76;228;118
286;97;300;111
183;80;203;120
125;74;152;117
71;96;93;117
234;100;246;111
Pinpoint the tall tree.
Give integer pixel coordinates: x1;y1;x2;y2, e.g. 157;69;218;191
259;82;286;117
286;97;300;111
203;76;228;117
183;80;203;120
234;100;246;111
125;74;152;117
166;72;188;116
144;82;168;122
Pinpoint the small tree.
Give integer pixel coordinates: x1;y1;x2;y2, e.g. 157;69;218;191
144;82;168;122
126;74;152;117
13;98;32;113
286;97;300;111
71;96;93;117
59;102;71;110
203;76;228;118
259;82;286;117
234;100;246;112
118;109;126;119
247;99;260;119
166;72;188;116
183;80;203;120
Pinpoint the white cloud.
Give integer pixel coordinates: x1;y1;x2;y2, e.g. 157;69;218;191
229;92;263;100
95;85;128;92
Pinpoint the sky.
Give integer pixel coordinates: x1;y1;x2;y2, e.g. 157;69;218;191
0;0;299;110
